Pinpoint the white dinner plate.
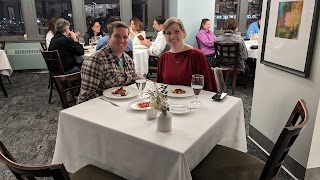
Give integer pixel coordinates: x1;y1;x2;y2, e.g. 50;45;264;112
169;104;191;115
167;85;194;98
103;87;139;99
128;98;151;111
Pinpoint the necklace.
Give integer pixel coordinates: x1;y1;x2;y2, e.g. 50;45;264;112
171;52;183;63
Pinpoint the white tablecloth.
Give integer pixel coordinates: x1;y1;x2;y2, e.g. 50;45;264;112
52;82;247;180
245;41;259;59
0;50;13;76
133;48;149;74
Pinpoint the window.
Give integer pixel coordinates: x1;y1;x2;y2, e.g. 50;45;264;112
214;0;238;31
84;0;120;34
35;0;73;35
0;0;25;36
247;0;262;28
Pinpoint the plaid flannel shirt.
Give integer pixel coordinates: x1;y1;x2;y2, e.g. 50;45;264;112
77;45;137;104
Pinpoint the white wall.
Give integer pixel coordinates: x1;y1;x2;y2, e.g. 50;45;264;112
147;0;162;30
168;0;215;47
307;99;320;169
250;0;320;168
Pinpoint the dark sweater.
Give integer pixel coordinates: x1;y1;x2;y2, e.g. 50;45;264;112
48;33;84;72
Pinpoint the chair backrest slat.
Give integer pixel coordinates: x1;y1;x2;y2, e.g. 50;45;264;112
40;42;47;51
54;72;81;109
0;41;5;50
40;49;65;75
260;99;309;180
0;141;70;180
195;36;201;49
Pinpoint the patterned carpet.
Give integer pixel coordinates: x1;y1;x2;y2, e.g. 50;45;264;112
0;71;293;179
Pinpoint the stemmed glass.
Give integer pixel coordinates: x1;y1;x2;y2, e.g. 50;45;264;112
78;37;85;46
191;74;204;106
135;71;147;99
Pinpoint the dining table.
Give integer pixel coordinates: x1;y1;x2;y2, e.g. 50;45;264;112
0;50;13;77
83;45;150;74
245;40;259;59
52;82;247;180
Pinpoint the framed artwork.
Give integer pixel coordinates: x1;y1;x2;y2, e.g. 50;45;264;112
8;7;15;19
260;0;320;77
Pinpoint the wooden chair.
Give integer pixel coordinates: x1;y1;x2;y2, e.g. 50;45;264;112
0;75;8;97
0;141;125;180
195;36;201;49
40;42;47;51
146;36;153;41
191;99;309;180
214;42;247;95
0;41;5;50
147;44;170;80
40;50;65;103
54;72;81;109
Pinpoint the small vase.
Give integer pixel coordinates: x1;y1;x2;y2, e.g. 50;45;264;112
156;111;172;132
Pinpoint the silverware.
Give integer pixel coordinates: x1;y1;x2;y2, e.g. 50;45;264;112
99;97;120;107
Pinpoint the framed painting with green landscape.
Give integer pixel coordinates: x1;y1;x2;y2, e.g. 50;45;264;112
260;0;320;77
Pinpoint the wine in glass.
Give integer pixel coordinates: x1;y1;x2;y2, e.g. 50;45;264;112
191;74;204;106
135;72;147;99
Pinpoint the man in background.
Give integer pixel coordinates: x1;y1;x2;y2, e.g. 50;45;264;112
246;16;261;39
96;16;133;52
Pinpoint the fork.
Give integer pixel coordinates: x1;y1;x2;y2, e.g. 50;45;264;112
99;96;120;107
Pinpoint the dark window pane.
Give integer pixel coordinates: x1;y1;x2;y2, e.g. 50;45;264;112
35;0;73;35
84;0;120;34
247;0;262;28
0;0;25;36
214;0;238;31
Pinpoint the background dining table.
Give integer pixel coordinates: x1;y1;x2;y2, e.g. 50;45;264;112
245;40;259;59
0;50;13;77
52;82;247;180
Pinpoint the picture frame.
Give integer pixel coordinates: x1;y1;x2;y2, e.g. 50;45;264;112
8;7;15;20
260;0;320;77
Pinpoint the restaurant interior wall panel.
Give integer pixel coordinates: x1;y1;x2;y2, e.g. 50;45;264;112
250;0;320;178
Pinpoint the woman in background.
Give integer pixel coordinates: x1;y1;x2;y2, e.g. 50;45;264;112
196;18;216;67
129;17;146;45
156;17;217;92
83;19;104;45
46;16;59;47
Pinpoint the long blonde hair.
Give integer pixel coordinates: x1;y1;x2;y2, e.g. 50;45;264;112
163;17;186;38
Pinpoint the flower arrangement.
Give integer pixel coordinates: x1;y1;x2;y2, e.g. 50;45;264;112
146;83;169;113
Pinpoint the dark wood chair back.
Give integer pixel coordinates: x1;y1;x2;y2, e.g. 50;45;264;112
54;72;81;109
195;36;201;49
41;50;65;75
0;41;5;50
0;75;8;97
126;50;133;59
40;42;47;51
214;42;244;95
0;141;70;180
260;99;309;179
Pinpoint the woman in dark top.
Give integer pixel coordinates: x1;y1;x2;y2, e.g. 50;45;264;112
83;19;104;45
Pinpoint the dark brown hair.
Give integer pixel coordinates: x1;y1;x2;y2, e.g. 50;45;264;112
48;16;59;33
108;21;129;36
130;17;144;32
223;18;238;31
199;18;210;31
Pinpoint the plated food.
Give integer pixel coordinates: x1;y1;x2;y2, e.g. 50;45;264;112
111;86;127;96
128;98;150;111
172;88;186;94
137;101;150;108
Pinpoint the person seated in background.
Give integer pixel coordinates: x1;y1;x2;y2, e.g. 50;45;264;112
46;16;59;48
196;18;216;67
95;16;133;52
48;18;84;74
156;17;217;92
129;17;146;45
216;18;248;72
83;19;104;45
139;16;167;67
77;21;138;104
246;16;261;39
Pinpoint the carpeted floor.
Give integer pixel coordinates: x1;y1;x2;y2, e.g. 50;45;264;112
0;71;293;179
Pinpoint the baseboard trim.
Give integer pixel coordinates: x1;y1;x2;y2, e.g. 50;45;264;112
249;125;306;179
305;167;320;180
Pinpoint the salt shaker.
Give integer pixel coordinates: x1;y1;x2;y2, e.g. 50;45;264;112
146;107;157;121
